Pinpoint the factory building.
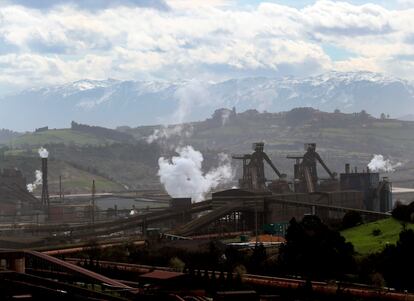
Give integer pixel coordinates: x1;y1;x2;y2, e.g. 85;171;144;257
207;142;392;232
340;165;392;212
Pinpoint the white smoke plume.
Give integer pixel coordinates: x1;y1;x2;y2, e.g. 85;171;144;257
146;80;211;144
368;154;402;173
220;110;232;126
27;170;42;192
157;146;233;202
38;147;49;158
146;124;193;144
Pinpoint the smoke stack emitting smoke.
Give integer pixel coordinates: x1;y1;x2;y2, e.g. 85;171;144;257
158;146;233;202
38;147;49;158
27;147;49;193
368;154;402;172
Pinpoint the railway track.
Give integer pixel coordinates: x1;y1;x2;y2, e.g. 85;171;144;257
60;258;414;301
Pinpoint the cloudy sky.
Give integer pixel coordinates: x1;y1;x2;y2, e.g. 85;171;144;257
0;0;413;94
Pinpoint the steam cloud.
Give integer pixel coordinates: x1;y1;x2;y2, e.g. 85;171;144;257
38;147;49;158
146;80;211;143
368;154;402;172
146;124;193;144
157;146;233;202
220;110;232;126
27;170;42;192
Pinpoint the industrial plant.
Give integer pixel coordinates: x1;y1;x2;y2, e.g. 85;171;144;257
0;140;407;300
0;142;393;237
2;0;414;298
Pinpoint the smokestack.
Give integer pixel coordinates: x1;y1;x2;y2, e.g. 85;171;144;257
91;179;96;224
345;163;350;174
59;175;62;201
41;157;49;207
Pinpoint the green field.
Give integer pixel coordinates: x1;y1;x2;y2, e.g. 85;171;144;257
0;156;125;194
2;109;414;194
9;129;119;147
341;218;414;255
45;161;125;194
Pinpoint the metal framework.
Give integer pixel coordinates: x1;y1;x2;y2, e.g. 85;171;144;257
288;143;337;193
233;142;285;191
41;158;49;207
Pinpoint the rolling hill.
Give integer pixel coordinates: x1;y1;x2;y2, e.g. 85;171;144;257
2;107;414;194
0;155;124;195
341;218;414;255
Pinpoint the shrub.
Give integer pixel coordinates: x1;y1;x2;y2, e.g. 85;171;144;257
372;228;382;236
169;257;185;272
342;211;362;229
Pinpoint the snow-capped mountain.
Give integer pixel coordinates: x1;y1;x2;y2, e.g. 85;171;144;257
1;71;413;131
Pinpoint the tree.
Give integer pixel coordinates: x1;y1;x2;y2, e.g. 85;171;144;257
380;113;386;120
169;257;185;272
279;215;355;279
391;201;414;222
342;211;362;229
359;110;370;120
379;229;414;290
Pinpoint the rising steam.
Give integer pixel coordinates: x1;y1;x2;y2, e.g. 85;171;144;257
146;81;211;143
368;154;402;172
146;124;193;144
157;146;233;202
27;170;42;192
38;147;49;158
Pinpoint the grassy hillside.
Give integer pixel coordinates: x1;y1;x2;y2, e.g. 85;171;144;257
341;218;414;255
3;108;414;193
121;108;414;185
0;141;163;193
0;156;124;194
43;160;125;194
9;129;121;147
122;108;414;161
0;129;20;145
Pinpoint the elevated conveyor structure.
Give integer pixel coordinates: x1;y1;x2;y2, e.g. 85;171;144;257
171;202;244;237
0;249;136;298
171;192;390;237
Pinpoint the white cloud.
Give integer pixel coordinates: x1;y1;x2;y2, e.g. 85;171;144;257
397;0;414;8
303;1;392;36
0;0;413;92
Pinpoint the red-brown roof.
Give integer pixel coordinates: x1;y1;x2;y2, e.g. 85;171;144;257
249;234;286;243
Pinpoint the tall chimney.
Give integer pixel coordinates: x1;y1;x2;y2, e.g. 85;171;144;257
91;179;96;224
41;157;50;207
345;163;350;174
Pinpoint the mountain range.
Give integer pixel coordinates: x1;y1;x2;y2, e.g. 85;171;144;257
1;71;413;131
